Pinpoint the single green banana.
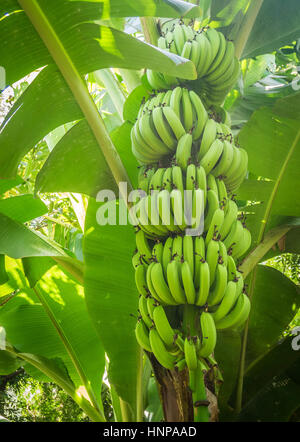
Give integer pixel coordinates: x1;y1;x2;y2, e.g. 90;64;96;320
139;113;171;155
189;90;208;140
170;86;182;119
200;138;224;175
151;262;178;305
135;229;152;263
149;328;176;369
198;312;217;357
139;295;153;328
186;164;197;191
198;118;218;160
152;106;177;150
196;261;210;306
205;208;224;245
227;255;237;281
212;280;238;322
153;305;176;348
183;235;194;279
181;260;196;304
215;293;250;330
212;139;234;180
194;236;205;289
206;239;220;287
219;199;238;240
162;236;173;278
135;264;150;297
167;260;187;304
176;133;193;171
207;263;227;306
135;320;152;352
162;106;186;140
181;88;194;132
184;337;198;371
173;23;185;54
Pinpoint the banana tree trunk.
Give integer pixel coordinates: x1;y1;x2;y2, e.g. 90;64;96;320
148;354;219;422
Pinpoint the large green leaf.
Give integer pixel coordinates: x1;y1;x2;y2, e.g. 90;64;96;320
242;336;300;406
0;0;196;197
35;120;116;197
246;265;300;366
210;0;249;27
0;177;24;195
0;195;47;223
1;0;196;86
214;329;241;416
84;198;139;416
237;358;300;422
243;0;300;58
0;262;105;415
0;350;20;375
237;92;300;247
0;65;83;179
71;0;202;18
0;213;66;259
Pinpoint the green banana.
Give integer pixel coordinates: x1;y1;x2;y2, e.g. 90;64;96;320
206;239;219;286
139;295;153;329
162;236;173;278
153;305;176;348
176;133;193;171
162;106;186;140
198;118;217;160
196;261;210;306
149;328;176;369
194;236;205;289
200;138;224;175
135;320;152;352
212;280;237;322
152;106;177;150
189;90;208;140
184;337;198;371
215;293;250;330
167;260;187;304
207;263;227;306
198;312;217;357
181;260;196;304
151;262;178;305
135;264;150;298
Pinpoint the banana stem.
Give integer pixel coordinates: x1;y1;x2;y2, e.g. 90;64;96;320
93;69;126;121
183;305;198;337
193;365;210;422
120;398;132;422
140;17;160;45
234;0;264;59
119;69;141;93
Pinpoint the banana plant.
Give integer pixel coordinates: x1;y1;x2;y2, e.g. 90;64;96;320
0;0;300;422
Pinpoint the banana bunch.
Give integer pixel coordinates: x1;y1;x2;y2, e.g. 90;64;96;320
132;87;208;164
146;22;240;105
197;118;248;192
134;229;249;307
130;16;252;422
